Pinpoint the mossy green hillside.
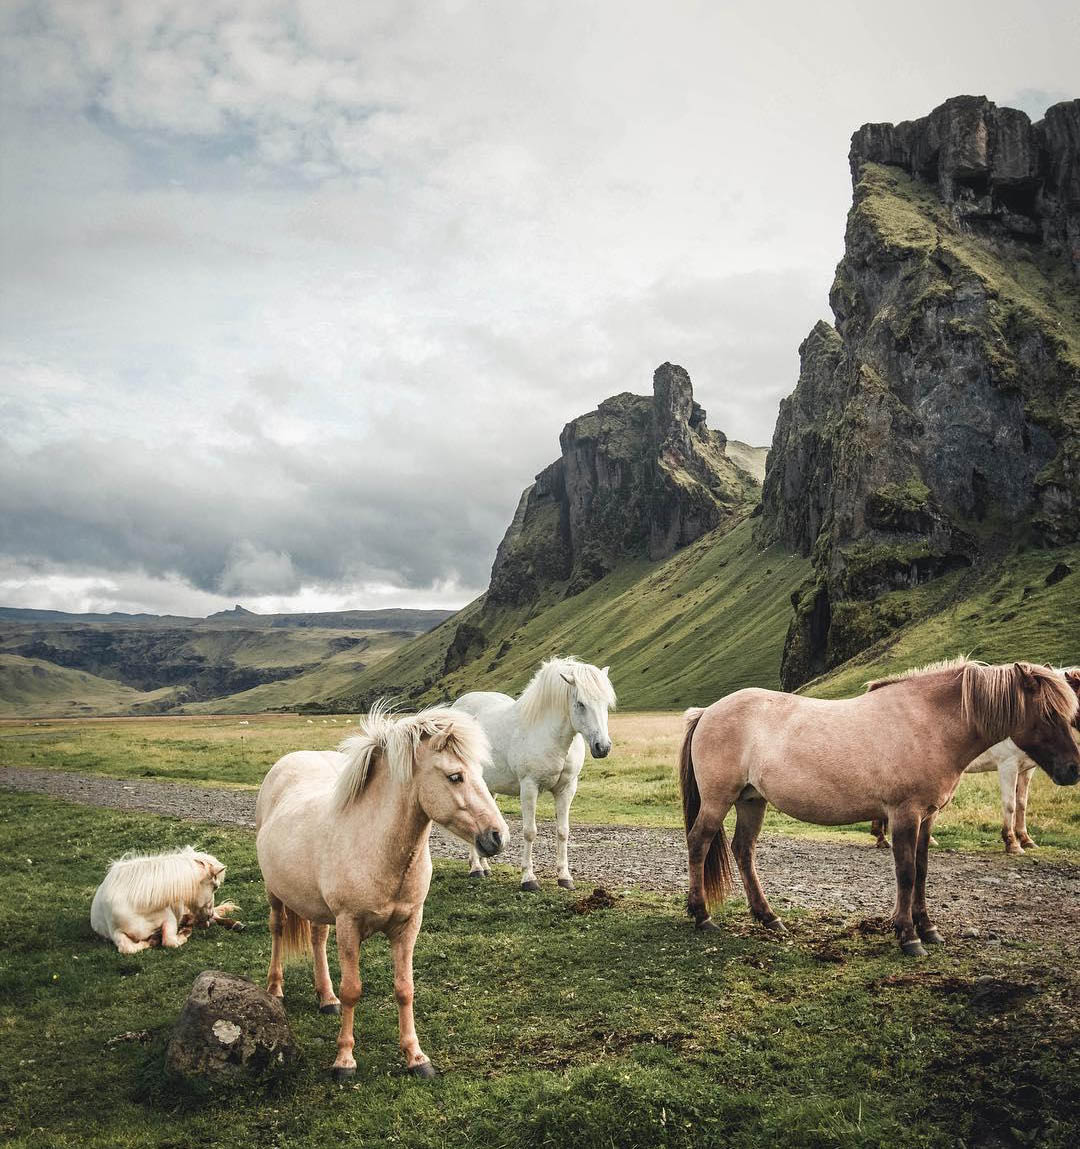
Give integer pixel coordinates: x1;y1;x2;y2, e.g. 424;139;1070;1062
341;519;811;711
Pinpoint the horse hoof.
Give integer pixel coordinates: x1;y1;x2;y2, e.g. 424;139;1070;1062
901;939;928;957
1020;839;1038;850
319;1002;342;1015
468;869;487;879
557;878;575;890
409;1061;437;1079
520;880;540;892
331;1065;355;1081
875;840;890;850
231;921;246;932
920;928;945;945
764;917;786;933
695;918;721;932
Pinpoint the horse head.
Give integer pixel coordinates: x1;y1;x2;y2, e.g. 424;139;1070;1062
1007;663;1080;785
560;663;615;758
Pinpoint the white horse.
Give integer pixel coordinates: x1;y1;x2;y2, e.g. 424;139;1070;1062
255;704;507;1079
90;847;239;953
452;656;616;891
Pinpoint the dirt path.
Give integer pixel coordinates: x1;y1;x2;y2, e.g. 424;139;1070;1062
4;765;1079;943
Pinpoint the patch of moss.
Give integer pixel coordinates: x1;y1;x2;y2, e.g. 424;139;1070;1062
865;479;934;533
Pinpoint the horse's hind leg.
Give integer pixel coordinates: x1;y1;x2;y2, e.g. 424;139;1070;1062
267;891;286;998
733;797;784;931
1015;768;1037;849
686;805;725;930
468;841;488;879
998;762;1023;854
871;817;890;848
112;931;152;954
312;924;341;1014
913;812;944;946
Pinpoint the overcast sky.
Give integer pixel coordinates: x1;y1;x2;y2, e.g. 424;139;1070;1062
1;1;1077;616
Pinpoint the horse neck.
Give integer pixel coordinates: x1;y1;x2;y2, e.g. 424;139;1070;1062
337;765;431;871
926;673;998;770
514;690;576;752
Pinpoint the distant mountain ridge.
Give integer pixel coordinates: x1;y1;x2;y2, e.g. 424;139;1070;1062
0;605;454;631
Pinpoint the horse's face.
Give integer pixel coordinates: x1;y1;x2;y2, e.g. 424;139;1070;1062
1012;667;1080;786
565;670;613;758
415;740;509;859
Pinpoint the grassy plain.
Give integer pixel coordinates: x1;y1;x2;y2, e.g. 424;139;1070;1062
1;791;1077;1148
3;710;1080;853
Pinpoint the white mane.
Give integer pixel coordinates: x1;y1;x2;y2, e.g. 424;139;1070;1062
516;656;617;726
335;701;492;809
101;846;219;911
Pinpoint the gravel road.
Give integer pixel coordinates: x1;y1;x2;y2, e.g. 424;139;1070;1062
4;764;1078;944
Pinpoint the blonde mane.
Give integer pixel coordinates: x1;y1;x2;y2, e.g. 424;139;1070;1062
516;656;617;726
102;846;219;911
335;702;492;810
867;657;1078;741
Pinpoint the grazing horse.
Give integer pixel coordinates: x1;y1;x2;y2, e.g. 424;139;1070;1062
452;656;616;890
870;668;1080;853
680;660;1079;955
255;705;507;1079
91;847;238;953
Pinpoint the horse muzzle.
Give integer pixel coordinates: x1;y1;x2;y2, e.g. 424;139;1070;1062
1051;760;1080;786
475;828;505;858
591;740;611;759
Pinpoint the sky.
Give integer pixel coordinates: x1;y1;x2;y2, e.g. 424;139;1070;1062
1;1;1077;617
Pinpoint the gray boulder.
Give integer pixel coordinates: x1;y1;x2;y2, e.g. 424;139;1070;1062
165;970;297;1080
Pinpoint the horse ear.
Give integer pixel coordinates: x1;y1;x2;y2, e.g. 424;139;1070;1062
560;672;575;686
1014;662;1039;693
601;666;610;676
211;865;225;883
1065;669;1080;693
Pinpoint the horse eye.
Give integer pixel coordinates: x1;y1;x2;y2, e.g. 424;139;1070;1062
448;773;463;784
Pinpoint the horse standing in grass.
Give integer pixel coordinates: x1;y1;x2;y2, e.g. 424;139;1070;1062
680;660;1080;956
870;668;1080;853
452;656;616;890
91;847;238;953
255;705;507;1079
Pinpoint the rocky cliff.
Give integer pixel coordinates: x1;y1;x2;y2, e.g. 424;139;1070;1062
759;95;1080;689
487;363;759;606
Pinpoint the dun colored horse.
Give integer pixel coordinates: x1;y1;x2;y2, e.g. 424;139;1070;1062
680;660;1080;955
256;704;508;1078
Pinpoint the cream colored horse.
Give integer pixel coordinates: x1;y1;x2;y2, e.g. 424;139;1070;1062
90;847;238;953
680;660;1080;956
255;704;508;1079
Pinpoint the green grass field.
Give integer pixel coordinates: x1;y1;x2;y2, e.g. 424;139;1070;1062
2;792;1077;1148
4;711;1080;854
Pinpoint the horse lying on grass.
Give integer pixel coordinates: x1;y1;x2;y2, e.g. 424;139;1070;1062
256;704;507;1080
90;847;240;953
680;659;1080;956
870;668;1080;854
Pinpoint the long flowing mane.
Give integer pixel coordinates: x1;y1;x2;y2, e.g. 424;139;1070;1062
867;657;1077;741
516;656;617;726
102;846;218;911
334;702;492;810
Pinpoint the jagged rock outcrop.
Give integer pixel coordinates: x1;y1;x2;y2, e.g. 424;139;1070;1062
759;95;1080;690
487;364;758;606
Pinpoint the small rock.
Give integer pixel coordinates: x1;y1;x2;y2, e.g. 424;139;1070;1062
1045;562;1072;587
165;970;297;1081
960;926;980;939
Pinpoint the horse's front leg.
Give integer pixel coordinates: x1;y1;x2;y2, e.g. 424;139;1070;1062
1015;767;1037;850
518;778;540;892
312;923;341;1014
389;914;435;1077
912;812;944;946
159;908;189;948
553;776;578;889
889;811;924;956
331;915;363;1080
467;840;489;879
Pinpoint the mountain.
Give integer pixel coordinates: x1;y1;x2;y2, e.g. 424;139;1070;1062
342;95;1079;712
757;95;1080;689
0;607;453;716
335;366;788;708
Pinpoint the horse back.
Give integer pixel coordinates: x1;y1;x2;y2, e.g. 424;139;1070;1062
255;750;344;829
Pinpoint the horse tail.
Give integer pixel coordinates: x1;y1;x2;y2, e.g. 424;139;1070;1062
273;900;312;963
679;706;734;914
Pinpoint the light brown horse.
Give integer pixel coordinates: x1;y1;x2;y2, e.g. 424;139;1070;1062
679;660;1080;955
256;704;508;1078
